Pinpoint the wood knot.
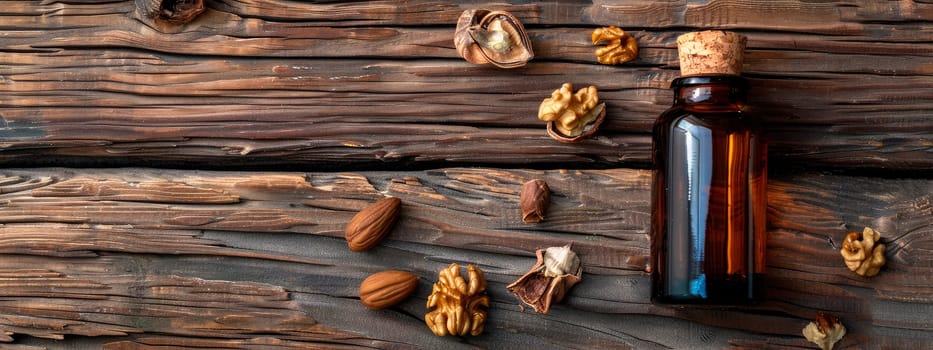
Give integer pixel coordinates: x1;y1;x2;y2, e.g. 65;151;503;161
136;0;205;27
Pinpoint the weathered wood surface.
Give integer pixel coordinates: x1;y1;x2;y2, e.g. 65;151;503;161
0;168;931;349
1;0;931;169
1;0;932;349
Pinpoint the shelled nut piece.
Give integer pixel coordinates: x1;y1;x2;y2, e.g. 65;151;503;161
840;227;886;277
425;263;490;336
506;244;582;314
592;26;639;65
520;179;550;223
344;197;402;252
802;312;846;350
538;83;606;142
359;270;420;310
454;9;534;68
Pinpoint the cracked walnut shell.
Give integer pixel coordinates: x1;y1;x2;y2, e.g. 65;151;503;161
454;9;534;68
592;26;638;65
538;83;606;142
506;244;582;314
840;227;886;277
425;263;490;336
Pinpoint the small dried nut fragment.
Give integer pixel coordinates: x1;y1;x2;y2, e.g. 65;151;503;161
359;270;420;310
592;26;638;65
520;179;550;223
425;263;489;336
506;244;582;314
344;197;401;252
840;227;886;277
454;9;534;68
538;83;606;143
802;312;846;350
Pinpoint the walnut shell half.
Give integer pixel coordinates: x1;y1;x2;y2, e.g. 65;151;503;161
506;244;583;314
454;9;534;68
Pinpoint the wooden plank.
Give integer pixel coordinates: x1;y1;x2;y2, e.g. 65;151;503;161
0;1;930;169
0;167;930;348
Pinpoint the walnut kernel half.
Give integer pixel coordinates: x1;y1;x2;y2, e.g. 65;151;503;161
425;263;490;336
840;227;886;277
592;26;638;65
802;312;846;350
538;83;606;142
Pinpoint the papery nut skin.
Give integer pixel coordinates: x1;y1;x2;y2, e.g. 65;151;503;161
521;179;550;223
344;197;402;252
543;244;580;277
359;270;420;310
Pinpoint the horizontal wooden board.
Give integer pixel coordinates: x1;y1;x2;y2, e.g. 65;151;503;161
0;1;930;170
0;167;930;348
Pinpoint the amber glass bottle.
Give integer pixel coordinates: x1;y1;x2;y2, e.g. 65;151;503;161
651;31;767;303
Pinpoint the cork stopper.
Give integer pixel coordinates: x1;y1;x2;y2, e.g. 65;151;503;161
677;30;746;77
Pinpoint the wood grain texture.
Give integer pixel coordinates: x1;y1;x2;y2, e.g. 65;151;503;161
1;1;932;349
0;167;930;348
1;0;930;169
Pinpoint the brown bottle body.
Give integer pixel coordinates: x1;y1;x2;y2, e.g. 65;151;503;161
651;76;767;303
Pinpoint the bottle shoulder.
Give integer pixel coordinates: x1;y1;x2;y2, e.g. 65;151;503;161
654;107;762;132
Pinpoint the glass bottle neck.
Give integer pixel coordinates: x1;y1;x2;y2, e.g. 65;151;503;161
671;75;748;113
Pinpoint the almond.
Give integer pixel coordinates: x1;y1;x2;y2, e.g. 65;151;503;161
359;270;419;310
344;197;401;252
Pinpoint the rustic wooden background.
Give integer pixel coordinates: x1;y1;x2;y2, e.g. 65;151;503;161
1;0;931;349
